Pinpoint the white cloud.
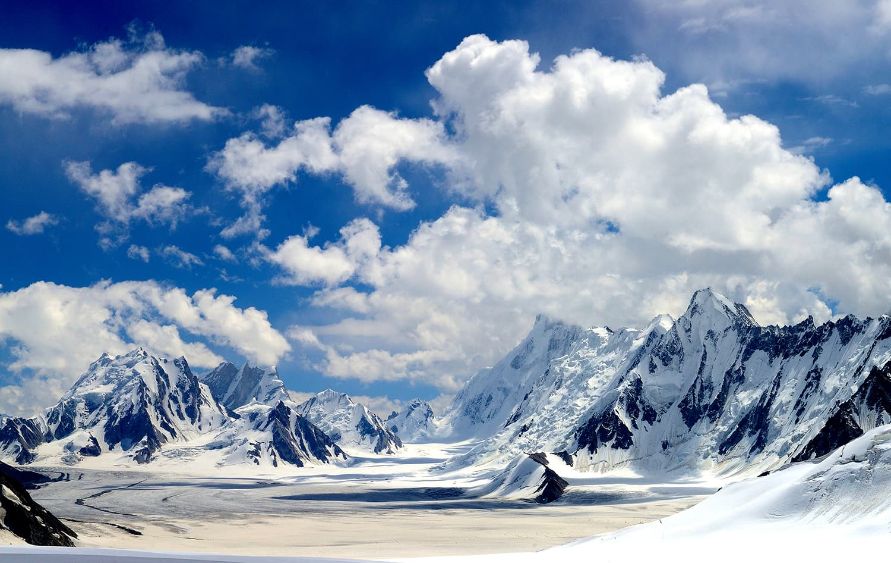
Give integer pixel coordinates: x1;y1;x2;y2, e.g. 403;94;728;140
208;106;458;236
865;83;891;95
65;160;144;222
254;104;287;138
270;35;891;392
631;1;891;88
6;211;58;235
125;320;223;368
64;160;193;246
0;31;223;124
133;185;191;226
264;219;380;286
160;245;204;269
0;280;290;414
126;244;150;262
213;244;237;262
790;136;833;154
230;45;274;71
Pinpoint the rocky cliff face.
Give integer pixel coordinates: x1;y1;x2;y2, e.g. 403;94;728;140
0;461;76;546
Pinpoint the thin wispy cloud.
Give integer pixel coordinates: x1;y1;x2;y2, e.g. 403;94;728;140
6;211;58;235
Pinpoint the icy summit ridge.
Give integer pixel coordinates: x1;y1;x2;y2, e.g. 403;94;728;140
296;390;403;454
445;288;891;477
387;398;436;442
201;360;289;411
1;349;229;465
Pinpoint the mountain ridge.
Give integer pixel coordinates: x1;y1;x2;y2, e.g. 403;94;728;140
442;289;891;477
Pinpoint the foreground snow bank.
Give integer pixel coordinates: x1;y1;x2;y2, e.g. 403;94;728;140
0;546;371;562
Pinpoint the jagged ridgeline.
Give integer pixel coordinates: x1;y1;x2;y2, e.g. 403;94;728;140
443;289;891;476
0;350;346;468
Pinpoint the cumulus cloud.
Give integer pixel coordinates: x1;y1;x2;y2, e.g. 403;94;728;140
207;106;457;237
254;104;287;138
0;30;223;124
264;219;381;286
64;160;193;247
0;280;290;414
6;211;58;235
270;35;891;392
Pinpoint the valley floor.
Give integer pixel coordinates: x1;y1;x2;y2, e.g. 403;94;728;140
22;442;708;560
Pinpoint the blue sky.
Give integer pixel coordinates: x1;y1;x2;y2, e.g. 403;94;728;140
2;1;891;416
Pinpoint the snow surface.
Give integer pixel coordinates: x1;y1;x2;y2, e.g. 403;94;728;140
0;547;369;561
410;424;891;562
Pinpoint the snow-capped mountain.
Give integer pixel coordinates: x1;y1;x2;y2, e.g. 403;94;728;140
202;361;289;410
444;289;891;476
0;417;46;464
386;399;435;442
1;349;229;464
444;314;586;439
296;390;402;454
206;401;347;468
0;350;352;471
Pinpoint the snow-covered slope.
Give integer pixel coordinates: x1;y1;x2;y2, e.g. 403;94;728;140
443;314;587;439
296;390;402;454
543;424;891;561
443;289;891;477
1;349;228;464
202;361;289;410
206;401;347;468
386;399;435;442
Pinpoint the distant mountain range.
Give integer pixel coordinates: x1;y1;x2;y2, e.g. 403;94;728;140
2;288;889;481
0;350;432;469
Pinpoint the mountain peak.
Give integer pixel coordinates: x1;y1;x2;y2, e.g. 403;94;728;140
682;288;757;328
296;390;402;454
202;361;289;410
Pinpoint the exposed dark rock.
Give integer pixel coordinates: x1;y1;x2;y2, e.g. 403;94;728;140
793;361;891;462
719;373;783;455
0;463;51;490
0;460;77;546
261;402;347;467
576;407;634;453
0;417;45;465
78;436;101;457
527;453;569;504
